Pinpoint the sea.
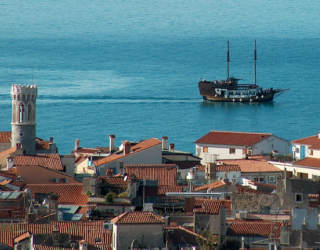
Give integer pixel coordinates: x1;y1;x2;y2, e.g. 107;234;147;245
0;0;320;155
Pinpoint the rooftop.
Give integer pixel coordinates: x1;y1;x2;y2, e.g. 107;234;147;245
194;131;272;146
111;211;164;224
216;159;282;173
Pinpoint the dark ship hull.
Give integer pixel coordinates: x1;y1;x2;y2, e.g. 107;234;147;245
198;79;287;103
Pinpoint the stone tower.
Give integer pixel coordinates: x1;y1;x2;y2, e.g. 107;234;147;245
11;84;37;155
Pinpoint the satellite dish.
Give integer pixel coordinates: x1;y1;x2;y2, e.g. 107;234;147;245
124;176;128;181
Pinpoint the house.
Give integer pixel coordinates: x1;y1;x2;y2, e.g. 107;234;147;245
192;198;230;244
291;132;320;160
194;131;291;164
91;138;163;176
226;219;282;248
216;158;283;184
111;211;166;250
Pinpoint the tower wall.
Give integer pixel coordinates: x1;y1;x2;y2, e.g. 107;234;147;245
11;84;38;155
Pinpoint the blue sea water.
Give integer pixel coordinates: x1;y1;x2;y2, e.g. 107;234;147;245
0;0;320;154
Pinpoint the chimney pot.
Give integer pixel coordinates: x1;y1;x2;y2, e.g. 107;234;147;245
162;136;168;150
49;137;53;143
109;134;116;153
169;143;175;150
123;141;130;155
75;139;80;151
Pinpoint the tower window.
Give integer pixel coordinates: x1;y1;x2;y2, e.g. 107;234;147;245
19;105;25;122
28;104;32;122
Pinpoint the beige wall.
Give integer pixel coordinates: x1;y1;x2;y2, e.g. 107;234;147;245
114;223;165;250
61;156;75;176
0;143;11;153
15;165;81;184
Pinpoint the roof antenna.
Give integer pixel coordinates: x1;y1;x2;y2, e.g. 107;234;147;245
32;67;34;84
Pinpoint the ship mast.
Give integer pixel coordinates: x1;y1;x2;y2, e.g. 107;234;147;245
254;40;257;87
227;40;230;81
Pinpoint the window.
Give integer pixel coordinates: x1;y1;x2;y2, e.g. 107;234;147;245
269;176;276;183
254;177;264;183
229;148;235;154
310;150;313;155
203;147;208;153
295;193;303;203
295;147;299;153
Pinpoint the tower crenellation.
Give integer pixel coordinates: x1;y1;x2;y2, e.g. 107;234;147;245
11;84;38;155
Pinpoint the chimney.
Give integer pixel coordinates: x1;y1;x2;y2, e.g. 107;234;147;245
49;137;53;143
162;136;168;150
185;197;195;214
109;134;115;153
169;143;175;150
119;161;124;176
75;139;80;151
6;157;14;170
318;131;320;139
123;141;130;155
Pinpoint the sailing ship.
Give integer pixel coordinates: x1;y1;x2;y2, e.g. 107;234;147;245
198;41;288;102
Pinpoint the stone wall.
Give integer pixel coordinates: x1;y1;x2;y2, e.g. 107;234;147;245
232;193;279;213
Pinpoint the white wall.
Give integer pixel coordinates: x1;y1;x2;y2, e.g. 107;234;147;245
271;161;320;179
254;135;291;156
103;144;163;174
216;170;241;182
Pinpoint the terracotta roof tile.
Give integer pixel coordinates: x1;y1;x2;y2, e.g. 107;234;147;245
0;145;18;158
0;171;18;180
100;176;128;187
194;198;232;214
194;180;230;192
26;183;88;205
226;219;282;237
94;138;161;167
216;159;282;173
36;141;50;150
293;157;320;169
196;165;205;172
13;154;63;171
0;131;11;143
165;225;206;245
216;165;241;172
291;135;320;148
126;165;177;186
14;232;31;243
125;164;177;168
0;221;112;248
194;131;272;146
111;211;164;224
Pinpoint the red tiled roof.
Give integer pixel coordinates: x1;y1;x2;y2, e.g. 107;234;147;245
125;164;177;168
0;210;11;218
248;181;276;189
93;138;161;167
26;183;88;205
100;176;128;187
36;141;50;150
196;165;205;172
145;186;184;196
0;179;25;190
216;159;282;173
194;198;232;214
226;219;282;237
75;148;100;155
165;225;206;245
0;131;11;143
0;171;18;180
13;154;63;171
216;165;241;172
194;131;272;146
0;221;112;248
14;232;31;243
291;135;320;147
126;165;177;186
194;180;230;192
293;157;320;169
111;211;164;224
0;145;18;158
